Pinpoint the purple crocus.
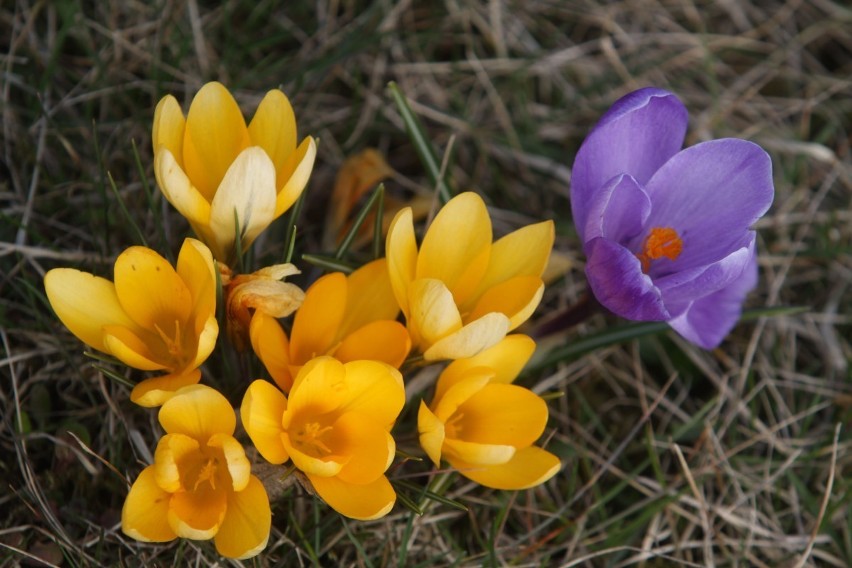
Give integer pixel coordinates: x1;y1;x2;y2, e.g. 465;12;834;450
571;88;774;348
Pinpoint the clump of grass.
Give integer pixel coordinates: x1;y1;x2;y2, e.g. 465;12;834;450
2;0;850;565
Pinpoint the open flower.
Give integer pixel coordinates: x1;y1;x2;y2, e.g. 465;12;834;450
241;357;405;520
570;88;774;348
250;259;410;392
153;81;317;263
44;238;218;407
122;385;271;559
386;192;554;360
418;335;560;489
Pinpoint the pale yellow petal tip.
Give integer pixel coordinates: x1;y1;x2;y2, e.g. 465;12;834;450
422;312;510;361
129;370;202;408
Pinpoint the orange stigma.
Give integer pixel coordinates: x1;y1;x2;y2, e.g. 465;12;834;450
636;227;683;273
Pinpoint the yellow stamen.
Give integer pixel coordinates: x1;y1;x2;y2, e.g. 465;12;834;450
295;422;334;456
636;227;683;273
154;320;183;358
193;458;218;491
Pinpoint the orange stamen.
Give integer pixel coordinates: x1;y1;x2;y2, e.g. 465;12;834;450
636;227;683;273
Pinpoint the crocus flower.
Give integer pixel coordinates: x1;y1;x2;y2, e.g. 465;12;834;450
44;238;218;407
418;335;561;489
250;259;410;392
241;357;405;520
386;191;554;360
570;88;774;348
153;81;316;263
122;385;271;559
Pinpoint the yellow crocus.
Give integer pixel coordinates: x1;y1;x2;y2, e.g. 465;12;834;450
250;258;410;392
44;238;218;407
418;335;561;489
386;191;554;360
241;357;404;520
122;385;271;559
153;81;316;263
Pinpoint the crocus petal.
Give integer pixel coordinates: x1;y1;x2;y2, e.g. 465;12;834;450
152;95;185;167
418;401;445;467
189;315;219;370
182;82;250;201
176;238;216;319
240;379;290;464
584;237;669;321
168;484;227;540
423;312;510;361
433;372;493;423
443;438;516;465
571;88;687;241
452;446;561;490
582;174;651;243
386;207;418;317
121;466;177;542
44;268;138;353
643;139;774;270
417;192;492;302
208;147;277;261
408;278;462;348
454;384;548;447
334;412;394;485
337;360;405;425
208;433;251;492
334;321;410;369
159;384;236;439
290;273;347;365
287;357;348;416
249;313;293;392
283;438;344;478
154;148;212;227
466;275;544;331
130;369;202;408
154;433;199;492
214;476;270;559
338;259;401;336
308;474;396;520
436;334;535;400
102;326;167;371
247;89;297;180
113;246;192;331
273;137;317;218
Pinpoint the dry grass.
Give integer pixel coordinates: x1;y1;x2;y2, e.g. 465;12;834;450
2;0;851;566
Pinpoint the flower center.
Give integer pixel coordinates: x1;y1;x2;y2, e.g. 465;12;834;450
192;457;219;491
154;319;185;361
293;421;334;457
636;227;683;273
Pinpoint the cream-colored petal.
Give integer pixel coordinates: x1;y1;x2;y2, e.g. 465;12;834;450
385;207;417;318
308;474;396;520
152;95;185;168
208;147;277;262
273;137;317;218
44;268;137;353
208;433;251;492
290;273;347;365
334;321;410;369
437;334;535;400
130;369;202;408
182;81;250;201
338;258;401;337
334;411;394;485
417;192;492;301
466;276;544;331
153;433;199;492
214;476;271;559
159;384;236;439
240;380;290;464
408;278;462;350
452;446;560;490
443;438;515;465
154;148;212;226
249;313;293;392
121;465;176;542
247;89;297;178
417;401;445;467
455;383;548;447
422;312;509;361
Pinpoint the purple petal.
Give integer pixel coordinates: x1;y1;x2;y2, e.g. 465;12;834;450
584;237;670;321
667;242;759;349
583;174;651;244
571;88;687;240
642;139;774;270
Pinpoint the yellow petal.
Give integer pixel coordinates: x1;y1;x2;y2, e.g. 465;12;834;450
308;474;395;520
466;276;544;331
334;321;410;369
154;148;213;233
452;446;560;490
159;384;236;439
437;334;535;400
214;476;270;559
182;81;250;201
154;433;200;492
188;315;218;370
208;147;277;262
121;465;176;542
417;401;445;467
247;89;297;180
249;313;293;392
338;360;405;425
455;383;548;447
385;207;417;317
443;438;516;465
338;258;400;336
283;435;345;477
44;268;137;353
176;238;217;320
273;137;317;218
168;483;227;540
102;326;167;371
208;433;251;492
417;192;491;303
240;380;290;464
432;372;492;423
333;411;394;485
287;357;348;417
130;369;202;408
290;273;347;365
113;246;192;331
408;278;462;349
422;312;509;361
152;95;185;168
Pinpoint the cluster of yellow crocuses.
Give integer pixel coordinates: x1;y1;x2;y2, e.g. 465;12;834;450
44;82;560;559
